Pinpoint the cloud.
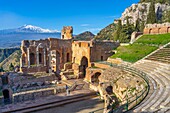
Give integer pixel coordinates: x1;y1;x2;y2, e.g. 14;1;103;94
81;24;90;27
105;15;120;19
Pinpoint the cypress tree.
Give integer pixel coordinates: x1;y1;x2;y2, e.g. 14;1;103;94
147;0;157;24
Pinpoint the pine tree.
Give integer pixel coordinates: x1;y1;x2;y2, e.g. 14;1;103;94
147;0;157;24
135;19;140;32
114;20;122;41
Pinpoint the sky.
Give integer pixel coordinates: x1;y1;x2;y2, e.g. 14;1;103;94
0;0;139;34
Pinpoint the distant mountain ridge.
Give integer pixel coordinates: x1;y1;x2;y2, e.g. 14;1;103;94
0;25;60;34
74;31;95;41
0;25;61;48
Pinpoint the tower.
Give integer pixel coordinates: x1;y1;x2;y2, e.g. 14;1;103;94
61;26;73;39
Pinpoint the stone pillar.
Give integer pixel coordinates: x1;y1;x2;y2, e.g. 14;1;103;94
49;51;52;73
20;58;23;67
27;48;30;67
44;48;46;66
36;48;39;66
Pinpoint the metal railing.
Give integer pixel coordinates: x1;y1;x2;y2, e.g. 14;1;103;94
89;62;150;113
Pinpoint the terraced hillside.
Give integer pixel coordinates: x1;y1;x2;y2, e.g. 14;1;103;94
0;50;21;71
111;33;170;62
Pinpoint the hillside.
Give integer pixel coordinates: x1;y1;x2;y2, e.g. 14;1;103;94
96;0;170;42
74;31;95;41
95;23;116;40
0;50;21;71
0;48;20;63
111;33;170;62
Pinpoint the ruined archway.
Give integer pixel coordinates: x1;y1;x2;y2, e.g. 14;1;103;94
149;29;152;34
106;86;113;95
30;53;35;65
80;56;88;78
158;28;161;34
3;89;10;104
67;53;70;62
168;27;170;33
91;72;101;85
39;53;42;64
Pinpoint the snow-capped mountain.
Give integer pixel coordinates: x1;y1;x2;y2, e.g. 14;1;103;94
0;25;61;48
18;25;60;33
0;25;60;34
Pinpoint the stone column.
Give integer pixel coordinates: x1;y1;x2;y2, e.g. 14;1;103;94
49;51;52;73
36;48;39;66
44;48;46;66
20;58;23;67
27;48;30;67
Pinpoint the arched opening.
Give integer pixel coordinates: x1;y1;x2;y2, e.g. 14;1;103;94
80;56;88;78
73;57;76;63
106;86;113;95
101;56;104;61
3;89;10;104
91;72;101;85
2;76;8;85
30;53;35;65
67;53;70;62
56;51;60;74
158;28;161;34
149;29;152;34
39;53;42;64
168;27;170;33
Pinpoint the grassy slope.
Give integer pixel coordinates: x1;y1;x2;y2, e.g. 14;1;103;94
111;33;170;63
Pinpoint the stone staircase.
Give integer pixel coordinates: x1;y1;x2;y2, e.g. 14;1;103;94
60;69;77;80
145;42;170;64
132;59;170;113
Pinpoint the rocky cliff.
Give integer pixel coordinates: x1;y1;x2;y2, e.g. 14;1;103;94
120;2;170;25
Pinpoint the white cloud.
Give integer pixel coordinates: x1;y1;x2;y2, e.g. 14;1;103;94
105;15;120;19
81;24;90;27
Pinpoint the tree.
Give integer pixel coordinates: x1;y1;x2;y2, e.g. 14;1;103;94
0;66;4;72
114;20;122;41
140;21;145;32
135;19;140;32
147;0;157;24
9;63;14;71
162;10;170;22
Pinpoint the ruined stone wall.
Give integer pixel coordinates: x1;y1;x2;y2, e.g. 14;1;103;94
61;26;73;39
90;41;119;62
72;41;91;66
144;23;170;34
20;38;72;73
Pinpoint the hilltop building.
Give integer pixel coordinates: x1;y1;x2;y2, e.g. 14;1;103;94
144;22;170;34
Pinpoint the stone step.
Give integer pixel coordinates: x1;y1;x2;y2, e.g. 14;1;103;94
133;76;157;112
150;87;169;110
160;88;170;108
141;87;164;112
158;107;170;113
157;70;170;81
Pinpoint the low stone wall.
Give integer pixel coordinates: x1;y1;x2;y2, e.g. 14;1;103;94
13;85;66;103
21;66;48;73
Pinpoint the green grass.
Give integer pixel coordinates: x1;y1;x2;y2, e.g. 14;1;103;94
135;33;170;45
111;34;170;63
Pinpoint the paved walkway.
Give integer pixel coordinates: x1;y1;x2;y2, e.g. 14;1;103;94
34;97;104;113
1;89;96;113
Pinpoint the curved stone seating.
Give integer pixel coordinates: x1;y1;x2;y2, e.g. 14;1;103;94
146;44;170;64
132;59;170;112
